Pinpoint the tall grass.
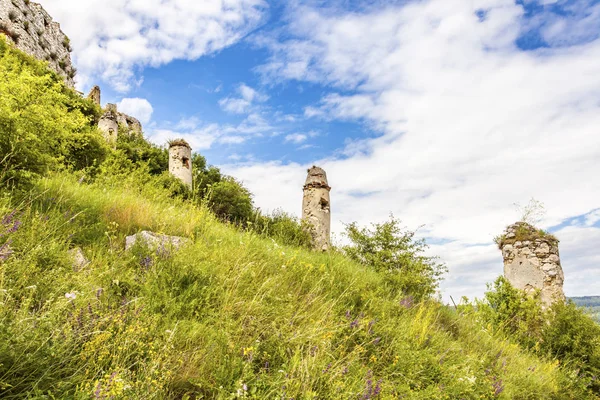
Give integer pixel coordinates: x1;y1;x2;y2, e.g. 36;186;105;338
0;173;595;399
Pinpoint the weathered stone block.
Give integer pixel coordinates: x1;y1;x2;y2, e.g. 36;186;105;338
125;231;190;251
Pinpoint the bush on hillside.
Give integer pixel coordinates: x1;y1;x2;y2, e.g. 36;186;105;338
250;208;313;248
0;37;104;187
471;277;600;394
116;131;168;176
342;215;446;300
474;276;546;348
192;155;254;224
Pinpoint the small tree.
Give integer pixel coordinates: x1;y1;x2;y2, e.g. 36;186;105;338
342;215;446;300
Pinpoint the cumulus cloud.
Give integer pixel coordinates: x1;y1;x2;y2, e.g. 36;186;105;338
227;0;600;300
284;133;308;144
219;83;269;114
116;98;154;124
146;111;276;150
42;0;268;91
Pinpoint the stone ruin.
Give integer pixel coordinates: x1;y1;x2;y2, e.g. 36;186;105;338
98;103;119;146
169;140;193;189
302;166;331;251
88;86;143;144
0;0;75;87
499;222;565;308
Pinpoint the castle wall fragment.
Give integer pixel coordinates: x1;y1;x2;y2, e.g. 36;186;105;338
500;222;565;308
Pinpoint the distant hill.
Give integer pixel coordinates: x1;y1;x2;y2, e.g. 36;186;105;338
571;296;600;322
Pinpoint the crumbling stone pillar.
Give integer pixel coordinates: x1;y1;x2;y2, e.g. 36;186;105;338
98;103;119;146
169;140;192;189
87;85;101;106
499;222;565;308
302;166;331;251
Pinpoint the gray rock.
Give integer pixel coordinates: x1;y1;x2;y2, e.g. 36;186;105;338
125;231;190;252
68;247;90;272
0;0;75;87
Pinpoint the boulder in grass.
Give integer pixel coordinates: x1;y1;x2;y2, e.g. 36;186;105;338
125;231;190;252
69;247;90;272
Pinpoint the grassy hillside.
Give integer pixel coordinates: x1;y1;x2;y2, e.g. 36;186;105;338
0;36;599;399
0;174;595;399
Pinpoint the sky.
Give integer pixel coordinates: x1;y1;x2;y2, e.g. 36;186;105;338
40;0;600;301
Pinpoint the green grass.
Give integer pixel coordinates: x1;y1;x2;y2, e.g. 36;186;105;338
0;173;595;399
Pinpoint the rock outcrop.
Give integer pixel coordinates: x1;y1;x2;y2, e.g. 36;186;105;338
125;231;190;252
302;166;331;251
68;247;90;272
499;222;565;308
0;0;74;87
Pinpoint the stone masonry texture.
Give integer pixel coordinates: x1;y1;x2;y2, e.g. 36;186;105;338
0;0;75;87
302;166;331;251
500;221;565;308
169;141;193;189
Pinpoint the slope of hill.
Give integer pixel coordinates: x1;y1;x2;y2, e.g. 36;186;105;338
0;35;599;399
0;173;593;399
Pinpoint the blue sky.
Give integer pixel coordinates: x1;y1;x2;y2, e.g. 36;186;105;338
42;0;600;300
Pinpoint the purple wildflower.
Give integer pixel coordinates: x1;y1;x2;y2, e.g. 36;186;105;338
374;380;382;396
1;210;17;226
345;310;352;319
350;319;359;329
492;377;504;397
322;363;332;373
373;337;381;345
0;240;13;261
94;381;103;399
140;256;153;270
368;320;376;334
399;296;414;309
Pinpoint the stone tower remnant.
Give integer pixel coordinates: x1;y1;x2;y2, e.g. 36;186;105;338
98;103;119;146
302;166;331;251
168;140;192;189
499;222;565;308
87;85;101;105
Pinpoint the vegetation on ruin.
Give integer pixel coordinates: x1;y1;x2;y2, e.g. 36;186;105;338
1;36;600;399
494;223;558;250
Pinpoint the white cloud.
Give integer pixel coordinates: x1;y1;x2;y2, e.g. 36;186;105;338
228;0;600;299
148;123;221;151
146;112;275;150
116;98;154;124
284;133;308;144
219;83;269;114
41;0;267;91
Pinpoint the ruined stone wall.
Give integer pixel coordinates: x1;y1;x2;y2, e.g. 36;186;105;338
87;87;143;135
0;0;74;87
500;222;565;308
302;166;331;251
98;104;118;146
169;141;192;189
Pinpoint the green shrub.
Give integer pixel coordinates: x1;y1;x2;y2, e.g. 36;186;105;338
249;208;312;247
342;215;446;300
0;37;93;188
474;276;545;348
471;277;600;394
206;177;254;224
542;301;600;393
